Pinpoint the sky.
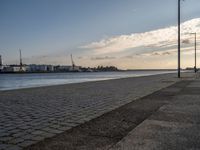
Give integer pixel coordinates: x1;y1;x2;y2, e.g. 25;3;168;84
0;0;200;69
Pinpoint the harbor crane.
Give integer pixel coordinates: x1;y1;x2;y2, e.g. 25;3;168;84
71;54;75;70
19;49;23;71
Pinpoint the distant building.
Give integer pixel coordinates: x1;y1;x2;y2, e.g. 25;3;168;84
69;66;81;72
3;65;26;72
54;65;71;72
27;65;46;72
0;66;3;72
47;65;54;72
0;55;2;72
0;55;2;66
26;64;54;72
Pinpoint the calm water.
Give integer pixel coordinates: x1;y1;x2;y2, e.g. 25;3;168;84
0;71;176;91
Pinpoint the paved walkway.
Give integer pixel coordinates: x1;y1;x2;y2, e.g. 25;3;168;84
24;73;198;150
111;75;200;150
0;74;178;150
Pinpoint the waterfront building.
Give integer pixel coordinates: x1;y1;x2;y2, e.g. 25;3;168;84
69;66;81;72
0;55;2;66
28;64;47;72
0;55;2;72
26;64;54;72
47;65;54;72
54;65;71;72
3;65;26;72
0;66;3;72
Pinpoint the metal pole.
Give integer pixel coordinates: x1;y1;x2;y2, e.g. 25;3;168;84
195;33;197;72
178;0;181;78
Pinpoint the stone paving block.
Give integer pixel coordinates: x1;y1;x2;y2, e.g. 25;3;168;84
47;129;63;134
0;136;14;142
41;132;55;139
6;145;22;150
57;126;72;131
8;138;25;145
60;121;79;127
12;132;26;138
0;132;10;137
0;143;10;150
18;125;30;130
31;130;46;136
7;129;20;134
4;126;16;131
18;140;37;148
49;124;61;129
32;136;45;141
22;134;34;140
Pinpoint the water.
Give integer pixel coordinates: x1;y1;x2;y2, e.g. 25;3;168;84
0;71;176;91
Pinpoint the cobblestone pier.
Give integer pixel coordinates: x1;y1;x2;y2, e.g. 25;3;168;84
0;74;178;150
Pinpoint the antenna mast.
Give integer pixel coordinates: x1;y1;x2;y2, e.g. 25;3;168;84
19;49;23;70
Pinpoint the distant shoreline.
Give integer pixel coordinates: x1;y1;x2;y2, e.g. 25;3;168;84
0;69;179;74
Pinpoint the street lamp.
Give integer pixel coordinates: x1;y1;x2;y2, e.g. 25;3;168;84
178;0;185;78
178;0;181;78
190;33;197;73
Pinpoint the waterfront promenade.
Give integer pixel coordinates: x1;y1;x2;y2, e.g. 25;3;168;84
110;73;200;150
0;73;179;150
24;72;200;150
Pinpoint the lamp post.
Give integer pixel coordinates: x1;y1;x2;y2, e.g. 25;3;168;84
178;0;181;78
190;33;197;72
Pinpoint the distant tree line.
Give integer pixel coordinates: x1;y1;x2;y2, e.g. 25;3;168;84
80;66;119;72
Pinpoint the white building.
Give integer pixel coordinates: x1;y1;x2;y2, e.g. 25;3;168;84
47;65;54;72
27;65;54;72
3;66;26;72
69;66;81;72
0;66;3;72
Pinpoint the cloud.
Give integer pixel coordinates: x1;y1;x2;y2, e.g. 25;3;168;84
7;18;200;69
91;56;116;60
182;39;191;44
81;18;200;55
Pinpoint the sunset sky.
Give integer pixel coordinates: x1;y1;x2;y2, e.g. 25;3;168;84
0;0;200;69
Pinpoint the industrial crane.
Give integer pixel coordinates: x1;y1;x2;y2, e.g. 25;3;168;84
19;49;23;71
71;54;75;70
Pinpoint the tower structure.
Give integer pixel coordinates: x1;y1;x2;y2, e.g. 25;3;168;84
71;54;75;70
0;55;2;66
19;49;23;71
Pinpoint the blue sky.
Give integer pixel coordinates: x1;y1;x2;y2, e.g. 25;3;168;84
0;0;200;68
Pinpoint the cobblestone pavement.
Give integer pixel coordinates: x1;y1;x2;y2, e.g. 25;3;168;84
0;74;178;150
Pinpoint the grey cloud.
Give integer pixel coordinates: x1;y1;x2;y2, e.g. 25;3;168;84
182;39;191;44
91;56;116;60
124;55;134;59
151;51;172;56
162;52;171;55
152;52;160;56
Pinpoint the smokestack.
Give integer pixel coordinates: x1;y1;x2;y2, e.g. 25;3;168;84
0;55;2;66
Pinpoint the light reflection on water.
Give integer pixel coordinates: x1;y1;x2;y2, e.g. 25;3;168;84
0;71;176;91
